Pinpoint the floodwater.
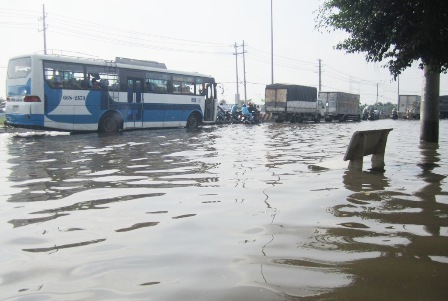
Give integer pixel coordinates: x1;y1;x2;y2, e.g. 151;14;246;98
0;119;447;301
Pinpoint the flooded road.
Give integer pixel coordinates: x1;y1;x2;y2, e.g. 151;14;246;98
0;119;447;300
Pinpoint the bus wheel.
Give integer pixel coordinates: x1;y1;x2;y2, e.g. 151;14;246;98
186;113;199;128
99;113;121;133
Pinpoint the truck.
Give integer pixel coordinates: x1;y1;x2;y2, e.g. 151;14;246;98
264;84;325;123
440;95;448;119
398;95;421;119
318;91;360;122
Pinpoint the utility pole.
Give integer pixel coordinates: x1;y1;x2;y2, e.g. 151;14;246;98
270;0;274;84
234;42;240;105
318;59;322;92
242;40;247;104
39;4;48;54
376;83;379;104
233;42;247;105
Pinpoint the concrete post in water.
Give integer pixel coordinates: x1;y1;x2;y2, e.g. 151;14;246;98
344;129;393;171
420;64;440;143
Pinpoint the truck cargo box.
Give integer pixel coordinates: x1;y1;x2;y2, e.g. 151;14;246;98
265;84;323;122
318;91;360;121
265;84;317;111
398;95;420;119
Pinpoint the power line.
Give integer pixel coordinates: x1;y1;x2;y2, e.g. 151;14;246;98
48;26;232;56
0;22;37;28
246;45;315;66
48;12;232;48
41;11;234;56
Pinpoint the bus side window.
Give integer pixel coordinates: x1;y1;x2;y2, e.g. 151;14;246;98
52;76;63;88
196;83;207;96
68;78;80;89
81;80;91;89
172;82;181;94
184;82;194;94
157;80;168;93
146;82;155;92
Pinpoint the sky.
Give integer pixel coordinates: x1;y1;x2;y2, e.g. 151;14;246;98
1;0;447;105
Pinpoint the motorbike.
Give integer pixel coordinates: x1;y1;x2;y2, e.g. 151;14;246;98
391;109;398;120
216;106;262;125
240;110;261;124
368;109;380;120
216;106;232;124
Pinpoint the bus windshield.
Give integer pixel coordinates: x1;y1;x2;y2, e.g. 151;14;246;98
8;57;31;79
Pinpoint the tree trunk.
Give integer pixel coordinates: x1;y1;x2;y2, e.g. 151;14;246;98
420;65;440;143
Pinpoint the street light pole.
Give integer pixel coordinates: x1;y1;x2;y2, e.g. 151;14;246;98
242;40;247;104
39;4;48;54
271;0;274;84
234;43;240;105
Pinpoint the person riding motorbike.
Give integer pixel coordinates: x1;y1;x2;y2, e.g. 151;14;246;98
241;104;252;123
229;104;241;123
247;102;260;123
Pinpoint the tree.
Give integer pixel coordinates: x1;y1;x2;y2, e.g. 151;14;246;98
317;0;448;142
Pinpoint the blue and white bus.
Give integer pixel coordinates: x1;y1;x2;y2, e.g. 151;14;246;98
5;53;219;132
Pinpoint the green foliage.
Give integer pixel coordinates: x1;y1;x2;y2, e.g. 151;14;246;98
316;0;448;78
361;102;396;115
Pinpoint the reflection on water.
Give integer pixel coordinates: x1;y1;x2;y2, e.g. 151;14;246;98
0;120;447;300
285;139;448;300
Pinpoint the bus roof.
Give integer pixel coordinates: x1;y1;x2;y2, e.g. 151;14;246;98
9;53;215;80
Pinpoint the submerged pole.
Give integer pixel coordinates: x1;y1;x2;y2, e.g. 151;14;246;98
420;65;440;143
270;0;274;84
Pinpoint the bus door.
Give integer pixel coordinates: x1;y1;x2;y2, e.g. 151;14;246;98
204;83;217;122
126;77;144;128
